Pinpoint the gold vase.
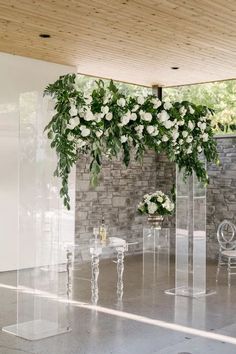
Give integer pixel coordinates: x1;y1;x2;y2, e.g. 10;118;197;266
147;214;164;229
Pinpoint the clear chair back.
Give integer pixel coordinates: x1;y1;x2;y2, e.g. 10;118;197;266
217;220;236;250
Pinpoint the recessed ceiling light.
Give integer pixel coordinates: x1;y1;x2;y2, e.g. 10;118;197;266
171;66;180;70
39;33;51;38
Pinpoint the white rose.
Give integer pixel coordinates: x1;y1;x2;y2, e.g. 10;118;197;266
188;121;195;130
147;125;155;134
84;109;94;121
69;104;77;117
158;110;170;122
189;106;195;114
200;122;207;131
151;127;159;136
162;135;169;142
67;119;76;130
84;94;92;104
137;96;145;105
67;133;75;141
157;196;163;203
117;98;126;107
151;98;162;108
142;112;152;122
135;125;144;135
178;120;185;126
96;130;103;138
182;131;188;138
164;101;172;110
130;112;137;121
77;139;86;148
186;136;193;143
80;125;90;137
121;135;128;143
148;202;158;214
186;147;192;154
179;139;184;145
172;130;179;141
197;146;202;153
105;112;113;121
202;133;208;142
95;113;102;122
163;120;173;129
120;114;130;126
101;106;109;115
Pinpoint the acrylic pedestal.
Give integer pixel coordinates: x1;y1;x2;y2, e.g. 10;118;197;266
2;93;74;340
165;168;214;298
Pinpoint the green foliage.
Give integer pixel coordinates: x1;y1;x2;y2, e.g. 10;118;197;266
44;74;219;209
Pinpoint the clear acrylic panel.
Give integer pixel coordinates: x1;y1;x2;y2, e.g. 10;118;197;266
3;92;74;340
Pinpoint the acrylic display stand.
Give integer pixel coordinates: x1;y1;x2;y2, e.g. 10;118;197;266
165;167;213;297
3;93;74;340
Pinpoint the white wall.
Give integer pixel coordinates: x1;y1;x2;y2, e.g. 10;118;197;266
0;52;76;271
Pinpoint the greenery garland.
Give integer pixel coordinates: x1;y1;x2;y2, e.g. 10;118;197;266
44;73;219;209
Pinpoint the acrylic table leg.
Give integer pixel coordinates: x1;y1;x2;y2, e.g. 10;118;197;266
91;253;100;305
66;249;73;330
116;247;125;301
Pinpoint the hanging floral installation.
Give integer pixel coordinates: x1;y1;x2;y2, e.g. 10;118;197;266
44;74;219;209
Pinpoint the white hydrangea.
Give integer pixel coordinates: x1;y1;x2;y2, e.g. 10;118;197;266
148;202;158;214
158;110;170;122
137;96;145;105
117;97;126;107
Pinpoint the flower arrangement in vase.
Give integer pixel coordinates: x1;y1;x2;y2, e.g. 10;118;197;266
137;191;174;228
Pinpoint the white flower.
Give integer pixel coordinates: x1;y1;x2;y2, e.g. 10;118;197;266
67;133;75;142
142;112;152;122
172;130;179;141
151;98;162;108
164;101;172;110
179;106;187;116
157;196;163;203
151;127;159;136
121;135;128;143
77;139;86;148
182;131;188;138
69;105;77;117
148;202;158;214
120;114;130;126
179;139;184;145
80;125;90;137
101;106;109;115
96;130;103;138
105;112;113;121
186;147;192;154
130;112;137;121
163;120;173;129
202;133;208;142
117;98;126;107
186;136;193;143
132;105;139;112
84;109;94;121
189;106;195;114
135;125;144;135
178;120;185;126
137;96;145;105
146;125;155;134
197;146;202;153
162;135;169;142
201;122;206;131
84;94;92;104
158;110;170;122
188;121;195;130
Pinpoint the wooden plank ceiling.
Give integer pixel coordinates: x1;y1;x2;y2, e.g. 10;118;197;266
0;0;236;87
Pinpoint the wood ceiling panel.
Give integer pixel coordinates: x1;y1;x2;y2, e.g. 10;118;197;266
0;0;236;86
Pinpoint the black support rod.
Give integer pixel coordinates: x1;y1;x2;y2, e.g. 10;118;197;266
152;85;163;100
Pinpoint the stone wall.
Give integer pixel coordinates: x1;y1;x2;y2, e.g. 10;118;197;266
75;136;236;259
75;151;158;246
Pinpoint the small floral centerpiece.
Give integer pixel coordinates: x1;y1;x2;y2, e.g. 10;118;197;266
137;191;175;228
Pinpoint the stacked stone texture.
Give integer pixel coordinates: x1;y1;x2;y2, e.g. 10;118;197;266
75;137;236;259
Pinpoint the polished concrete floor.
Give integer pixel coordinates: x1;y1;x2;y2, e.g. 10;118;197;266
1;252;236;353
